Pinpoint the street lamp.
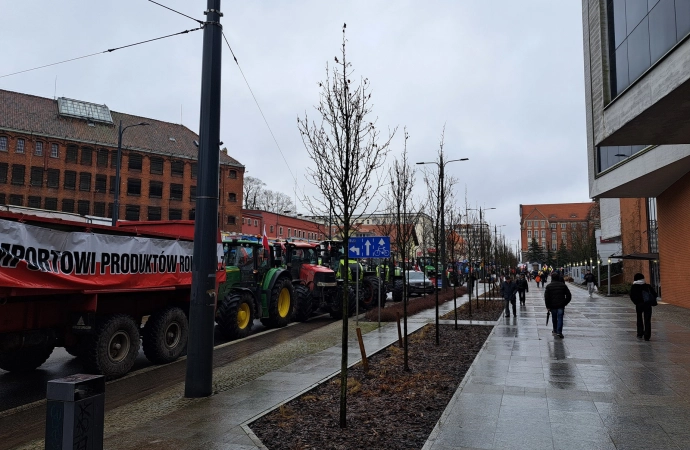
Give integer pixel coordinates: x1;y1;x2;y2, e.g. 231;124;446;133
597;254;601;294
112;120;150;226
607;257;612;296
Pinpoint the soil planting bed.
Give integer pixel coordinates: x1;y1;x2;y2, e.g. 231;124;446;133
441;298;505;322
251;323;493;450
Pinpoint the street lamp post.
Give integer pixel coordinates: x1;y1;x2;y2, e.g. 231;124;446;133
597;254;601;294
112;120;150;226
607;257;611;296
417;156;468;346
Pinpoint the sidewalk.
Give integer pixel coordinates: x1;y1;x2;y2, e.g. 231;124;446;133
94;289;487;450
423;280;690;450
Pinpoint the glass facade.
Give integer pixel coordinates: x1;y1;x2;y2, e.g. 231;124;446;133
597;144;650;172
608;0;690;97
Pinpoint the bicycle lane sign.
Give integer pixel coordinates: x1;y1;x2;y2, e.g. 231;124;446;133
347;236;391;259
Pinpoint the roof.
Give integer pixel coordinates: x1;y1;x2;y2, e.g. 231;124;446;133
0;89;243;168
520;203;595;222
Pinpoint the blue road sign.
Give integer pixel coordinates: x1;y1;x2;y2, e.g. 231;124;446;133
347;236;391;259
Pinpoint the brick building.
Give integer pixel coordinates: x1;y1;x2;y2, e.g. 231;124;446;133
0;89;244;232
241;210;324;241
519;203;598;254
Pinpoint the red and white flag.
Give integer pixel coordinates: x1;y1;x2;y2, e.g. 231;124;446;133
262;224;270;251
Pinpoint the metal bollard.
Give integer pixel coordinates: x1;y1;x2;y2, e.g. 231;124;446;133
45;374;105;450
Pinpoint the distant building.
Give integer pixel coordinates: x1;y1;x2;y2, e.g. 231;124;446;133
519;203;598;254
0;89;244;232
241;209;324;241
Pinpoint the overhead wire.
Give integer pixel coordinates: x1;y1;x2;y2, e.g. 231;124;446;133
221;31;307;202
0;27;203;79
147;0;204;25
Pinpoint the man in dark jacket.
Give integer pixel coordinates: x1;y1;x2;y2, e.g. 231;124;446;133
516;274;529;305
544;273;572;338
584;270;596;297
630;272;657;341
500;275;519;318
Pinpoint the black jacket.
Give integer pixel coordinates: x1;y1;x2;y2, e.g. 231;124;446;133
544;281;572;310
584;273;595;284
630;282;657;307
516;278;529;292
500;280;518;301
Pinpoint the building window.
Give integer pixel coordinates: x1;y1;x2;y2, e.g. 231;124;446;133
45;197;58;211
108;203;114;218
0;163;7;183
170;184;183;201
125;205;140;221
551;232;557;241
95;174;107;193
550;223;556;229
540;220;545;227
190;186;197;202
17;138;25;154
561;223;566;229
270;225;274;233
77;200;90;216
11;165;25;185
150;157;164;175
561;232;566;242
551;242;557;251
191;163;197;179
228;192;237;202
111;151;118;168
9;194;23;206
94;202;105;217
64;170;76;190
66;145;78;163
0;136;7;151
51;143;59;158
169;208;182;220
279;226;283;236
227;215;236;225
30;167;43;187
79;172;91;191
148;206;161;221
526;220;532;227
288;228;291;237
35;141;43;156
188;209;196;220
128;153;142;171
171;160;184;177
62;199;75;213
527;230;532;239
254;219;258;226
44;168;58;188
149;181;163;198
127;178;141;196
541;230;546;238
229;170;237;179
81;147;93;166
96;149;109;167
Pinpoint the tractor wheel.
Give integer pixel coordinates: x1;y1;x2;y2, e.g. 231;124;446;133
392;280;404;302
293;284;313;322
142;307;189;364
348;286;358;317
361;277;382;310
329;289;344;320
83;314;140;379
0;345;54;373
64;340;84;358
217;292;254;340
262;277;294;328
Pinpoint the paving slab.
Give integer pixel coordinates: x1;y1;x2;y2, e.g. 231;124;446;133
423;279;690;450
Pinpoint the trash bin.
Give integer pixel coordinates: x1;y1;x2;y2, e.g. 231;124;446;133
45;374;105;450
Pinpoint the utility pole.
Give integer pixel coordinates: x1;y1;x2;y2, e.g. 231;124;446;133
185;0;223;398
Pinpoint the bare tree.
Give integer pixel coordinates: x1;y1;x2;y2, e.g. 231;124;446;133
298;25;395;428
243;176;265;209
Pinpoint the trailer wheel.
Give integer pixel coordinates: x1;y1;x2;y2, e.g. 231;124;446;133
261;277;294;328
0;345;54;373
217;292;254;339
293;284;313;322
361;276;382;309
84;314;140;379
392;279;404;302
143;307;189;364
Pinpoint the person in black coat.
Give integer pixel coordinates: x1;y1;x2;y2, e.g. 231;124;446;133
544;273;572;338
500;275;519;318
516;274;529;305
630;272;657;341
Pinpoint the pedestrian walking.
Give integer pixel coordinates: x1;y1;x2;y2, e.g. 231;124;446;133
630;273;658;341
500;275;518;318
584;270;596;297
544;272;572;338
516;274;529;305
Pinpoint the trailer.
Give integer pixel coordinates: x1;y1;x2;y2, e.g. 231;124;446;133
0;212;224;379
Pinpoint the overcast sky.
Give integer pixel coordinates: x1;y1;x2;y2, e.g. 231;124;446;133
0;1;588;250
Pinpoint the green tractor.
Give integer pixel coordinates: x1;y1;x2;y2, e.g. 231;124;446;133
280;241;348;321
216;237;294;340
320;240;384;310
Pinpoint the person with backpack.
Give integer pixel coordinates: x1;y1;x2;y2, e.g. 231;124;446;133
630;273;658;341
544;273;572;338
516;274;529;305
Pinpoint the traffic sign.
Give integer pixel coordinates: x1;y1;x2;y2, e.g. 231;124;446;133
347;236;391;259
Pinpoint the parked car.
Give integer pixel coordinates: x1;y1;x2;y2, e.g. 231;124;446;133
403;270;435;296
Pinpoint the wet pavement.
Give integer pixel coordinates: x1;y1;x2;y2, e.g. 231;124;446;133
424;280;690;450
